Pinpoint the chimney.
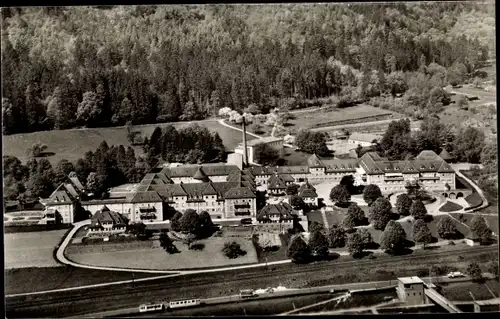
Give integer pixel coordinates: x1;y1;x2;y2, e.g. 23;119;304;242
242;116;248;168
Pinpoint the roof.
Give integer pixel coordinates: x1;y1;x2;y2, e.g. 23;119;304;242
224;187;256;199
193;167;209;182
398;277;424;284
415;150;442;161
90;208;128;228
240;136;283;147
298;182;318;198
257;203;295;221
279;174;295;182
44;184;74;204
130;191;163;203
323;159;359;173
68;172;85;191
349;132;381;143
161;164;240;178
268;175;287;189
307;154;325;168
439;149;454;161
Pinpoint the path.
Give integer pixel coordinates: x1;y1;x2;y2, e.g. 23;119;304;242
218;119;294;148
320;207;330;230
451;165;489;211
310;118;420;133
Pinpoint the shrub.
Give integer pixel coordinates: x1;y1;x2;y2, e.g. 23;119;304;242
449;241;456;246
190;243;205;251
222;241;247;259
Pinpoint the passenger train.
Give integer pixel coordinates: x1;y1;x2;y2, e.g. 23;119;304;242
138;298;202;313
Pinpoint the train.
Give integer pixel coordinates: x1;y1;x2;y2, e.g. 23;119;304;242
138;298;203;313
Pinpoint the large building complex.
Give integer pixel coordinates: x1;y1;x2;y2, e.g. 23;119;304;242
40;149;455;225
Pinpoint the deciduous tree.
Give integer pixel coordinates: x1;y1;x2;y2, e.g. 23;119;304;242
380;220;407;253
369;197;393;230
396;193;412;216
363;184;382;206
287;235;311;263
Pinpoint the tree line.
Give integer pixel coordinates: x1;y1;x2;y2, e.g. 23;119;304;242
2;3;492;134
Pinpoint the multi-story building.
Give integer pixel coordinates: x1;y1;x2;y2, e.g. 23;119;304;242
41;150;455;225
87;206;128;237
235;136;284;164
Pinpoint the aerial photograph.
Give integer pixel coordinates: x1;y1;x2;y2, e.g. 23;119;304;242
2;2;498;317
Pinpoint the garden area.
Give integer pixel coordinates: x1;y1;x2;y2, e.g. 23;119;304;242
65;211;259;271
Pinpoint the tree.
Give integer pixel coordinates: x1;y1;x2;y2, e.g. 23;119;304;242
77;91;102;126
308;230;329;257
486;261;499;278
328;225;347;248
470;215;492;244
309;221;324;233
437;216;460;239
410;200;427;220
222;241;247;259
380;220;407;253
396;193;412;216
55;159;75;185
347;203;365;225
253;142;280;165
290;195;306;210
27;143;48;158
329;184;351;204
466;261;483;281
127;222;147;237
286;183;300;196
378;119;412;160
287;235;311;263
343;213;356;230
170;211;183;232
456;94;468;109
369;197;393;230
453;127;485;163
346;231;364;257
198;211;214;238
357;228;373;247
363;184;382;206
413;219;432;247
159;232;179;254
340;175;356;194
180;209;200;234
295;129;330;156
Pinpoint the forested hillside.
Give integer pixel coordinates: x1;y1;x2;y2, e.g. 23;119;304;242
1;3;495;134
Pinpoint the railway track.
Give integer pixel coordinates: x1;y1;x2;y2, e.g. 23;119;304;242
6;245;497;317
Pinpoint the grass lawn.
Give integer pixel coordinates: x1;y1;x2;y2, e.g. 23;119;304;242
449;212;499;235
4;230;69;269
287;104;399;130
2;119;256;165
439;279;500;301
465;192;483;207
439;201;464;212
65;236;258;270
4;266;167;295
282;148;324;166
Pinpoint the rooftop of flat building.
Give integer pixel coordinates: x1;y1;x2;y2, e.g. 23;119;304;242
398;276;424;284
237;136;283;147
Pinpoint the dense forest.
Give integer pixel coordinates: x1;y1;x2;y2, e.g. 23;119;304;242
1;3;495;134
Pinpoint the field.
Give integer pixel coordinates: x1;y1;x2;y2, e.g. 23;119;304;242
4;230;68;269
4;211;45;226
2;119;257;165
439;279;500;301
65;236;258;270
287;104;401;131
4;267;165;295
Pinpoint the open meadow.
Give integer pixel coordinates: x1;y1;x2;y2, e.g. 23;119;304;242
65;236;258;270
4;230;68;269
2;119;256;165
287;104;402;132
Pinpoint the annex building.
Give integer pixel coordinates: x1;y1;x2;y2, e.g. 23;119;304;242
40;150;455;225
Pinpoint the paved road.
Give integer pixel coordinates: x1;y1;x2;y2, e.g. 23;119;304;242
6;245;496;318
